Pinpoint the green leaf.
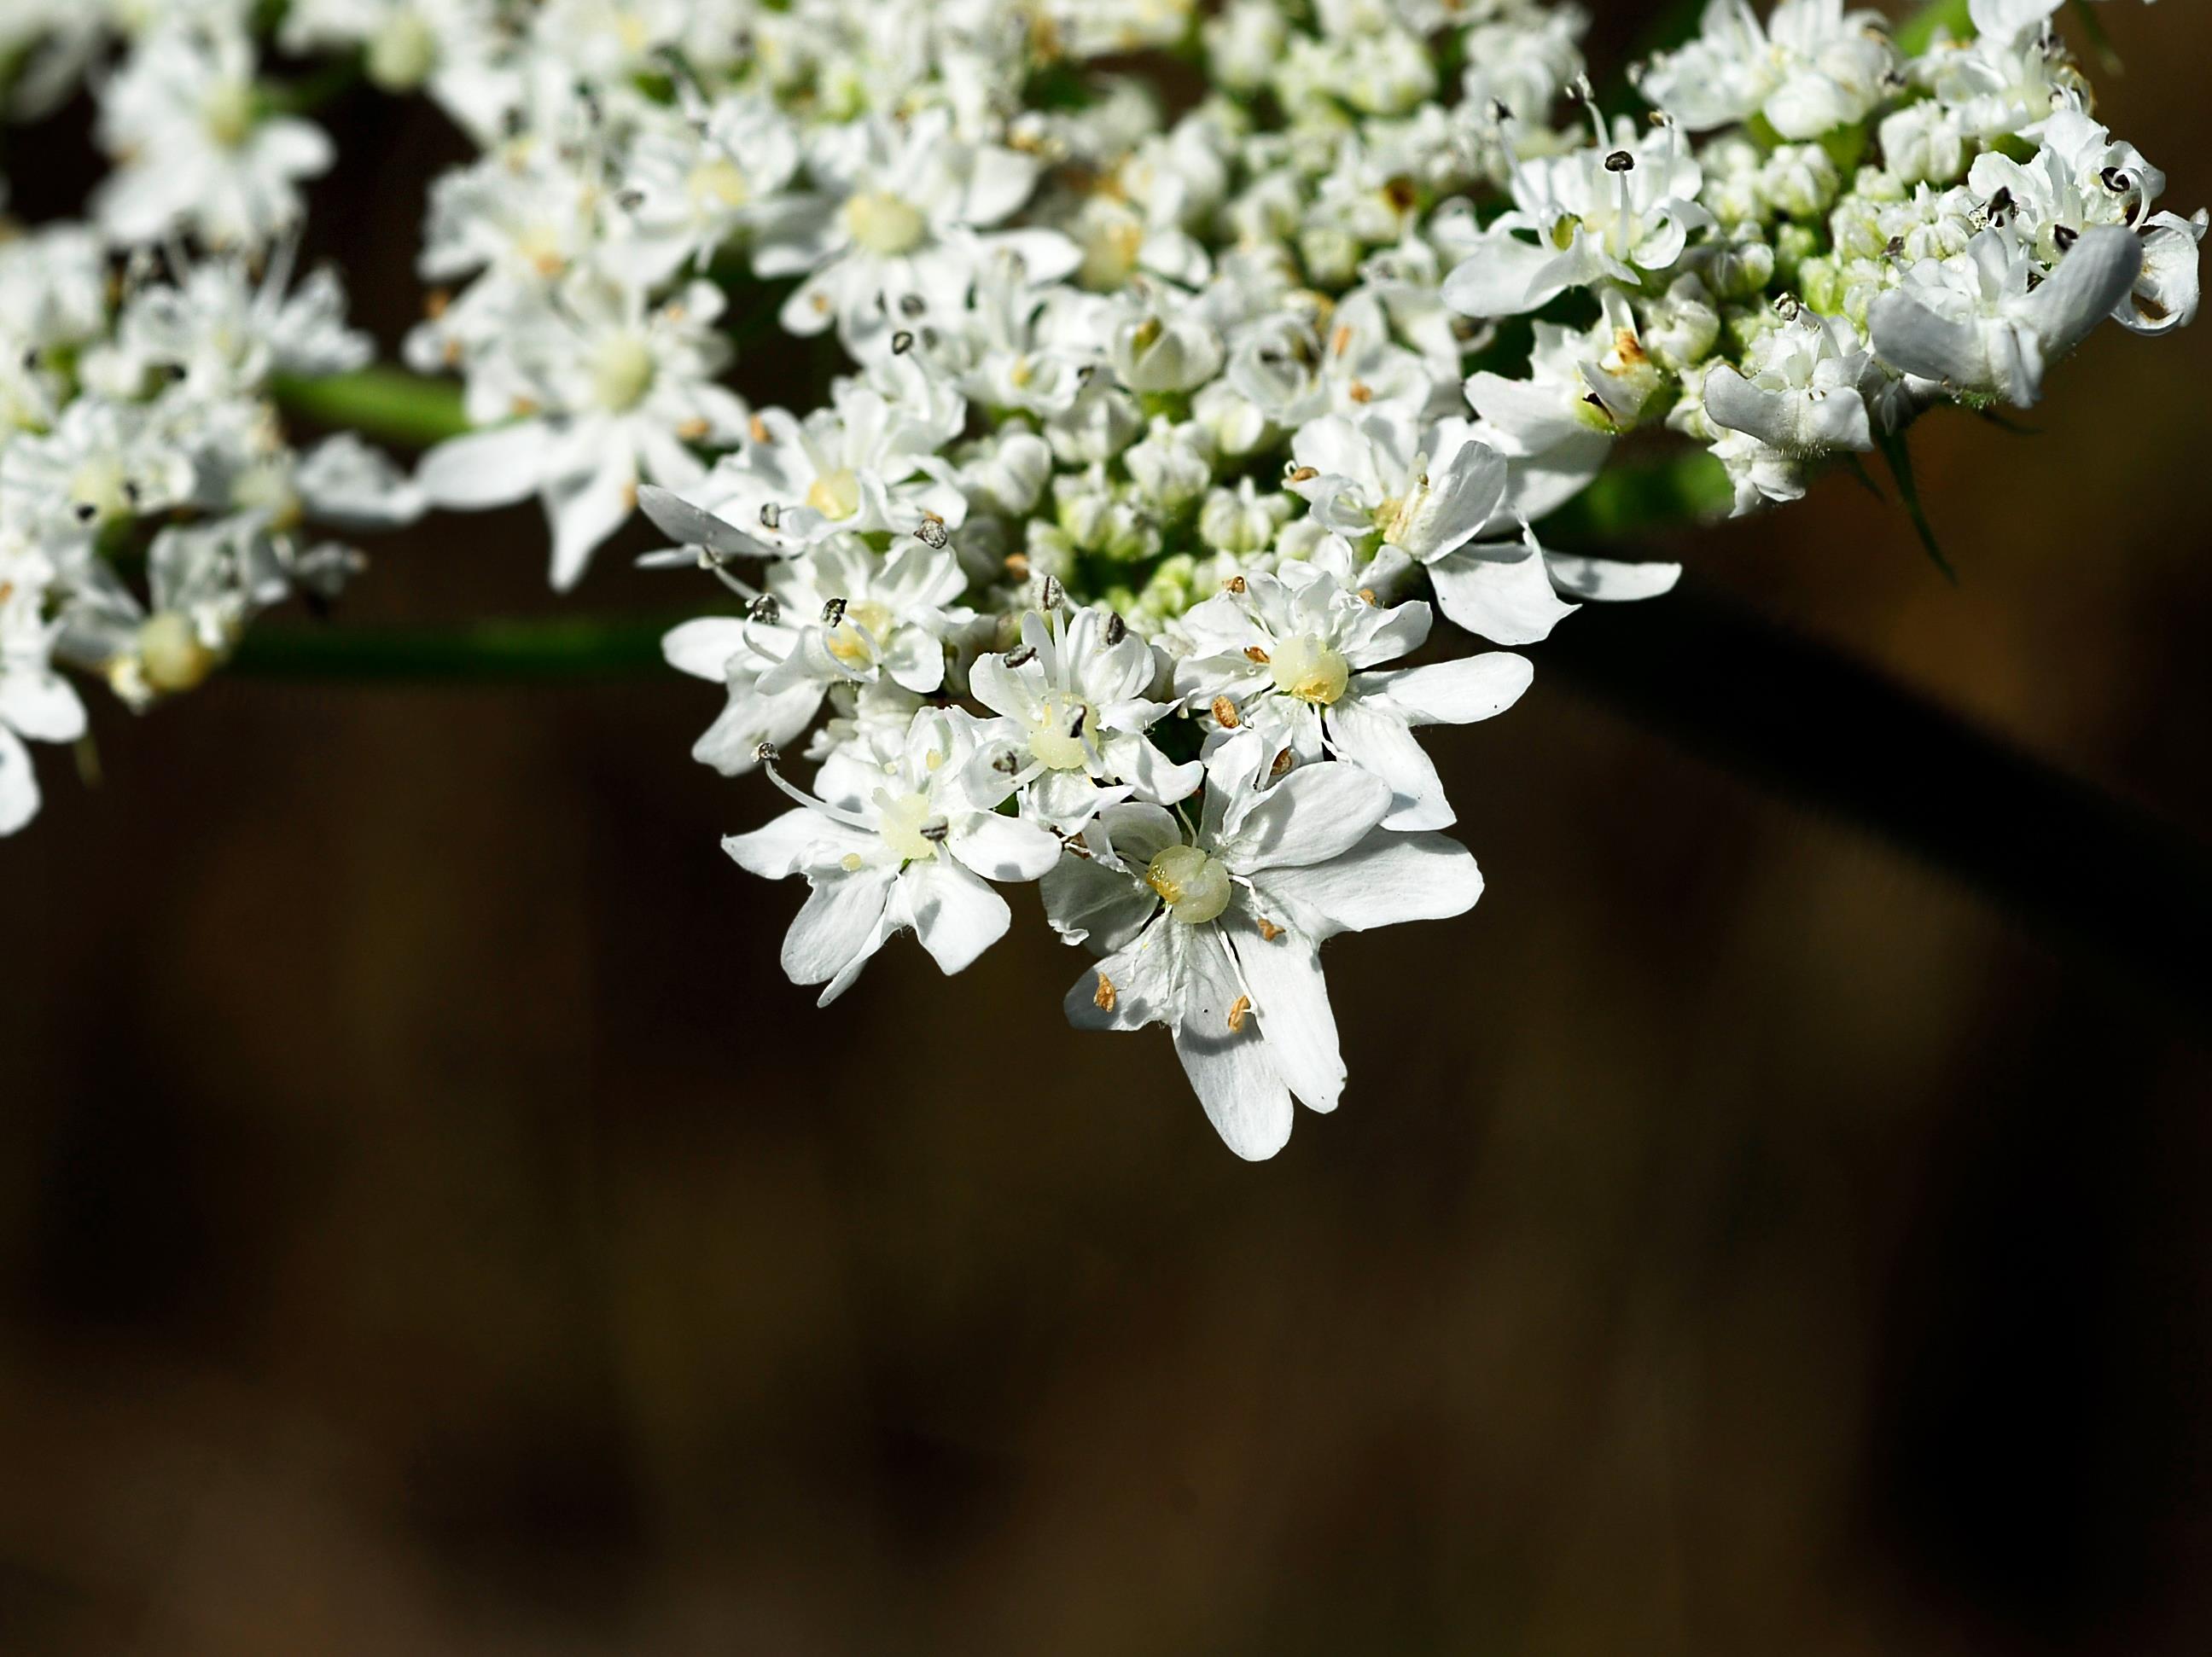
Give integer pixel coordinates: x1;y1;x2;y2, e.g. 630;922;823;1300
1876;428;1958;584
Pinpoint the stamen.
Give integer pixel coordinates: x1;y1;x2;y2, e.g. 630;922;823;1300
1226;995;1251;1034
757;744;875;828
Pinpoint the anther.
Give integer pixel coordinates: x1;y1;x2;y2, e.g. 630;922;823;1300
73;502;97;523
1103;613;1127;646
1211;695;1240;730
891;329;915;354
1226;995;1251;1034
1244;645;1271;664
760;502;782;529
1003;644;1037;668
755;741;779;765
2053;224;2079;252
916;516;949;549
1039;575;1063;610
2102;167;2133;195
748;594;781;624
899;293;926;317
821;596;847;626
1093;973;1117;1012
1604;150;1634;173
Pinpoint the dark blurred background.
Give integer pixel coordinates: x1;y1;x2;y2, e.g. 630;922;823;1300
6;7;2212;1652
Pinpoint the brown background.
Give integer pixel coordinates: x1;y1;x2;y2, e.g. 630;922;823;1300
4;6;2211;1651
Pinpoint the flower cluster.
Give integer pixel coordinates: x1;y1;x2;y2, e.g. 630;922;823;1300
0;230;420;832
0;0;428;833
598;0;2194;1154
0;0;2198;1153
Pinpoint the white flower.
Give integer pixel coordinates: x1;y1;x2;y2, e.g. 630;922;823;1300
1173;540;1533;829
963;604;1201;832
661;537;973;776
1867;226;2144;407
93;22;335;250
609;94;803;286
759;108;1078;347
725;705;1063;1005
1442;118;1711;319
114;247;371;401
1637;0;1898;142
1051;744;1483;1160
659;366;966;560
1703;310;1877;458
416;276;747;588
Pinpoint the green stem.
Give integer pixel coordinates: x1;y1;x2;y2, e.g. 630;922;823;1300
230;616;671;682
273;368;472;450
224;596;2212;1024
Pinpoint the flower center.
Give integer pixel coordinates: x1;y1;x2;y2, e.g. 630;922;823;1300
844;191;928;257
137;613;220;695
1267;635;1350;705
67;458;131;526
1146;845;1232;926
806;466;863;521
365;9;439;90
202;81;256;150
876;790;941;863
1027;694;1094;770
687;159;750;210
825;598;894;667
590;332;656;412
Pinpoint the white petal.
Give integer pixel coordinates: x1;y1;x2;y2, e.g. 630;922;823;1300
2027;225;2145;361
1225;760;1394;873
692;680;824;775
948;811;1062;883
1227;919;1344;1114
1868;288;1986;387
662;617;750;682
1169;930;1295;1160
1253;829;1482;942
636;485;771;558
1425;544;1579;645
1324;695;1452;832
1063;922;1175;1032
781;870;894;990
1544;555;1682;603
901;859;1010;976
0;666;87;744
546;451;637;591
724;806;856;880
415;422;546;509
0;725;40;835
1364;653;1533;727
1042;854;1157;951
1441;234;1574;320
